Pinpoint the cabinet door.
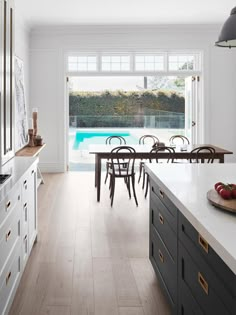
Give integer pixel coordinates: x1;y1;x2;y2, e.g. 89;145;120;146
22;166;37;254
1;0;14;165
28;167;37;252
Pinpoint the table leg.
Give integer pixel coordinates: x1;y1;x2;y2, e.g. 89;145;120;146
95;154;98;187
97;156;101;202
219;155;224;163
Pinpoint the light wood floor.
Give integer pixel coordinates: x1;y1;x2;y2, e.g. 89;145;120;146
9;171;171;315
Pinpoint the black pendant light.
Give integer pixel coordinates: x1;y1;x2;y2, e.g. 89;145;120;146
216;7;236;48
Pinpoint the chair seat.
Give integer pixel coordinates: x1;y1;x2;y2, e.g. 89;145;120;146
108;166;135;177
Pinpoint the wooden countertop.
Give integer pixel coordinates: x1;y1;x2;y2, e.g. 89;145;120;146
15;143;46;157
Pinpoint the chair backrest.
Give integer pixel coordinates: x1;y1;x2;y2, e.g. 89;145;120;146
105;135;126;145
109;146;136;176
139;135;159;145
149;146;175;163
190;146;216;163
169;135;190;145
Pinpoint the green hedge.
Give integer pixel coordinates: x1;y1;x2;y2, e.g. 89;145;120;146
69;90;184;116
69;90;185;128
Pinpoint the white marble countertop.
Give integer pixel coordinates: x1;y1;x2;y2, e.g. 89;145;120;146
145;163;236;274
0;156;38;202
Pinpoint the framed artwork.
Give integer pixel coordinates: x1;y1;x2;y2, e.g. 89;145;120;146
15;56;28;150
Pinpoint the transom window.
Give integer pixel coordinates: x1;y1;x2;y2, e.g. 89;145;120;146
101;56;130;72
68;56;97;72
135;55;164;71
67;52;201;73
168;55;195;71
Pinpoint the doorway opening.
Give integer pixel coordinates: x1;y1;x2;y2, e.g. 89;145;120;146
67;75;200;171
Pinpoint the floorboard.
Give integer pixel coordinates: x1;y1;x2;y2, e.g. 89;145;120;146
9;171;171;315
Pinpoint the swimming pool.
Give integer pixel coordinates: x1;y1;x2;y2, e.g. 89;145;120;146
72;130;139;150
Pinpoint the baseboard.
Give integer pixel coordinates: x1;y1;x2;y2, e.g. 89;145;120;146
38;162;66;173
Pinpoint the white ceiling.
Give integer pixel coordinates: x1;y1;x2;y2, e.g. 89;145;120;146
16;0;235;28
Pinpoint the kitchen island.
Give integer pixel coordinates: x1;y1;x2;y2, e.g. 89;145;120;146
145;163;236;315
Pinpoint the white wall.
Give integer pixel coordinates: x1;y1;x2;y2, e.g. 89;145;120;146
29;25;236;172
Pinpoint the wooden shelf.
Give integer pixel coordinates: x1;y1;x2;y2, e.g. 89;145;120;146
15;144;46;157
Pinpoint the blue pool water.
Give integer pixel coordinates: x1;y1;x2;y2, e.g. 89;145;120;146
72;130;139;150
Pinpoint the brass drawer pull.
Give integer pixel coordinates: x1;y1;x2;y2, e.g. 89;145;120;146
198;234;209;253
159;213;164;225
24;235;27;241
31;169;34;174
24;202;27;208
6;229;12;241
23;180;27;185
159;189;164;199
6;271;12;285
159;249;164;263
198;272;208;295
6;200;11;210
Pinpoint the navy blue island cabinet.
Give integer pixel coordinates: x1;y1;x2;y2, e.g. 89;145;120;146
149;178;236;315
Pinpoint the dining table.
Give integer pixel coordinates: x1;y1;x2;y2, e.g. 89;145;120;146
89;144;233;202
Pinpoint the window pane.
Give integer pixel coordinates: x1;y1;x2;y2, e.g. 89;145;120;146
87;63;97;71
102;63;110;71
78;56;87;63
111;56;120;63
111;63;121;71
68;63;77;71
77;63;87;71
68;56;77;63
136;56;144;63
135;54;165;72
168;55;196;71
136;63;144;71
88;56;96;63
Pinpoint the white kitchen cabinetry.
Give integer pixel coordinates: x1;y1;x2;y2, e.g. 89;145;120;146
0;157;38;315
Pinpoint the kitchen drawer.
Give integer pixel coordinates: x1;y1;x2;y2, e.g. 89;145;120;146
150;197;177;261
178;278;204;315
179;211;236;297
0;241;21;315
150;226;177;309
179;242;234;315
0;205;21;274
150;179;178;231
0;183;21;228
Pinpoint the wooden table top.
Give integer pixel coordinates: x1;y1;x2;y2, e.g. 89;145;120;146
15;143;46;157
89;144;233;155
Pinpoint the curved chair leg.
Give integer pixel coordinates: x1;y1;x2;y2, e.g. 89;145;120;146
138;162;143;183
104;162;109;184
142;170;146;189
111;176;116;206
126;177;131;199
144;174;149;199
131;175;138;206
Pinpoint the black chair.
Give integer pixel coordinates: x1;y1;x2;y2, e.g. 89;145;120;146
105;135;127;145
190;146;216;163
108;146;138;207
104;135;127;184
138;135;160;187
144;146;175;198
169;135;190;146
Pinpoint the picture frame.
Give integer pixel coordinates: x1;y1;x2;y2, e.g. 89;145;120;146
15;56;28;150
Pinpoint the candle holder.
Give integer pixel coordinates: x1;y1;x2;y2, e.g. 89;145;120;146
32;108;38;142
28;129;35;147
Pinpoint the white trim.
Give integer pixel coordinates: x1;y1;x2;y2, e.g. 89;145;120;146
39;162;66;173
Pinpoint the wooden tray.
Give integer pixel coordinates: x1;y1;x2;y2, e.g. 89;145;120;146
207;189;236;213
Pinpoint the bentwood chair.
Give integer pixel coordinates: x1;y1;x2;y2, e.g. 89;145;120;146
190;146;216;163
108;146;138;207
169;135;190;146
144;146;175;198
138;135;160;186
104;135;127;184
